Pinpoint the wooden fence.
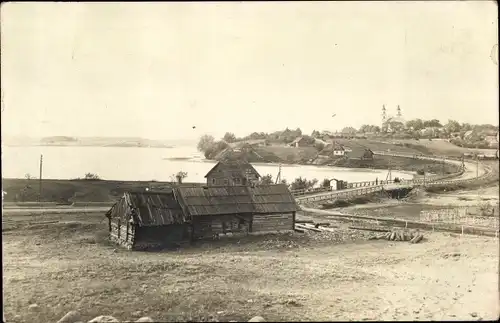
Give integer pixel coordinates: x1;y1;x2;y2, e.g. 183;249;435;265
292;152;493;204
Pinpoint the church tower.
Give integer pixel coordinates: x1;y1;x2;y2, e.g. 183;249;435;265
397;105;402;118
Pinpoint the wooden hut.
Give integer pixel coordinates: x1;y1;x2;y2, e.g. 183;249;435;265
105;190;191;250
106;184;299;250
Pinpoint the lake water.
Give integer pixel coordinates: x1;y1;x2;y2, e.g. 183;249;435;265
1;146;412;184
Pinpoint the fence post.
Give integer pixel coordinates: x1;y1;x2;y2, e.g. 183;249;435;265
461;225;464;236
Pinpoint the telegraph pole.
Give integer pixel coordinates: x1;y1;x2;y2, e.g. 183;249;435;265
275;164;282;184
386;156;392;182
476;155;479;179
38;154;43;202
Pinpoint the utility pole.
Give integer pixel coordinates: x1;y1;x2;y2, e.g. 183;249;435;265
386;155;392;182
275;164;282;184
38;154;43;202
476;155;479;179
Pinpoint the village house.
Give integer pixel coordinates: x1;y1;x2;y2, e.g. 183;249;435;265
484;135;498;148
332;142;346;156
463;130;474;140
105;183;299;250
319;142;346;157
205;160;261;186
346;148;374;160
289;136;309;148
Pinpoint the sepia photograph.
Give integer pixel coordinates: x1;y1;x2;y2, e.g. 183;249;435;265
1;1;499;322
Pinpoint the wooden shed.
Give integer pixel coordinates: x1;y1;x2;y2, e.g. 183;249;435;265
105;190;191;250
289;136;309;148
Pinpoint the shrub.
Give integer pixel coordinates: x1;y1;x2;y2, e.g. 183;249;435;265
84;173;101;180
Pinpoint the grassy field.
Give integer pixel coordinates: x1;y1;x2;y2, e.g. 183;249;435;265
2;212;498;322
331;154;459;173
0;179;202;203
387;139;498;156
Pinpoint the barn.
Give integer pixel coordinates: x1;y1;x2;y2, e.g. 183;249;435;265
106;184;299;250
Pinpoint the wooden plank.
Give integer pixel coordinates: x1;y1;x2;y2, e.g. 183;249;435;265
348;226;391;232
295;224;322;232
296;220;314;224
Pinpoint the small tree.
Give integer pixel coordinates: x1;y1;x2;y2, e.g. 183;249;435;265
223;132;237;143
175;171;188;184
314;142;325;152
321;178;331;188
197;134;216;152
290;177;318;191
24;173;32;180
84;173;100;180
259;174;274;185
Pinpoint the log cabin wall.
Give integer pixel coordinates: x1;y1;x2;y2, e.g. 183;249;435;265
251;212;295;233
192;214;252;239
109;217;135;250
133;224;192;250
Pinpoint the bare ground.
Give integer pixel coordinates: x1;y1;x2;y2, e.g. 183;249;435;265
2;213;499;322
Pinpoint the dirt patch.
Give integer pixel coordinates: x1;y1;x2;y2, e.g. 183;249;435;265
3;212;499;322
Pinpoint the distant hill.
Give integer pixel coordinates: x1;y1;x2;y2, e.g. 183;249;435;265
3;135;195;148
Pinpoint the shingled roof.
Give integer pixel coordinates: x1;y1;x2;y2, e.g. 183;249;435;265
204;160;261;179
106;184;299;227
175;184;298;217
106;190;188;226
250;184;299;214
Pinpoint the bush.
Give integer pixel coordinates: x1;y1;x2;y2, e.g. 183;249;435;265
84;173;101;180
290;177;318;191
416;169;425;175
314;142;325;151
259;174;274;185
321;178;331;188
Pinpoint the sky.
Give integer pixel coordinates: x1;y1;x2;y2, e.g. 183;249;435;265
1;1;498;141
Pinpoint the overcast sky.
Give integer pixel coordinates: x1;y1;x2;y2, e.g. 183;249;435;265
1;2;498;140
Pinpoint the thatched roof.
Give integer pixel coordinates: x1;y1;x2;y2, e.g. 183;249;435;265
106;191;188;226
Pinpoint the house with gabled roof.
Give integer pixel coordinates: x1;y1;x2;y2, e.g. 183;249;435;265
204;160;261;186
